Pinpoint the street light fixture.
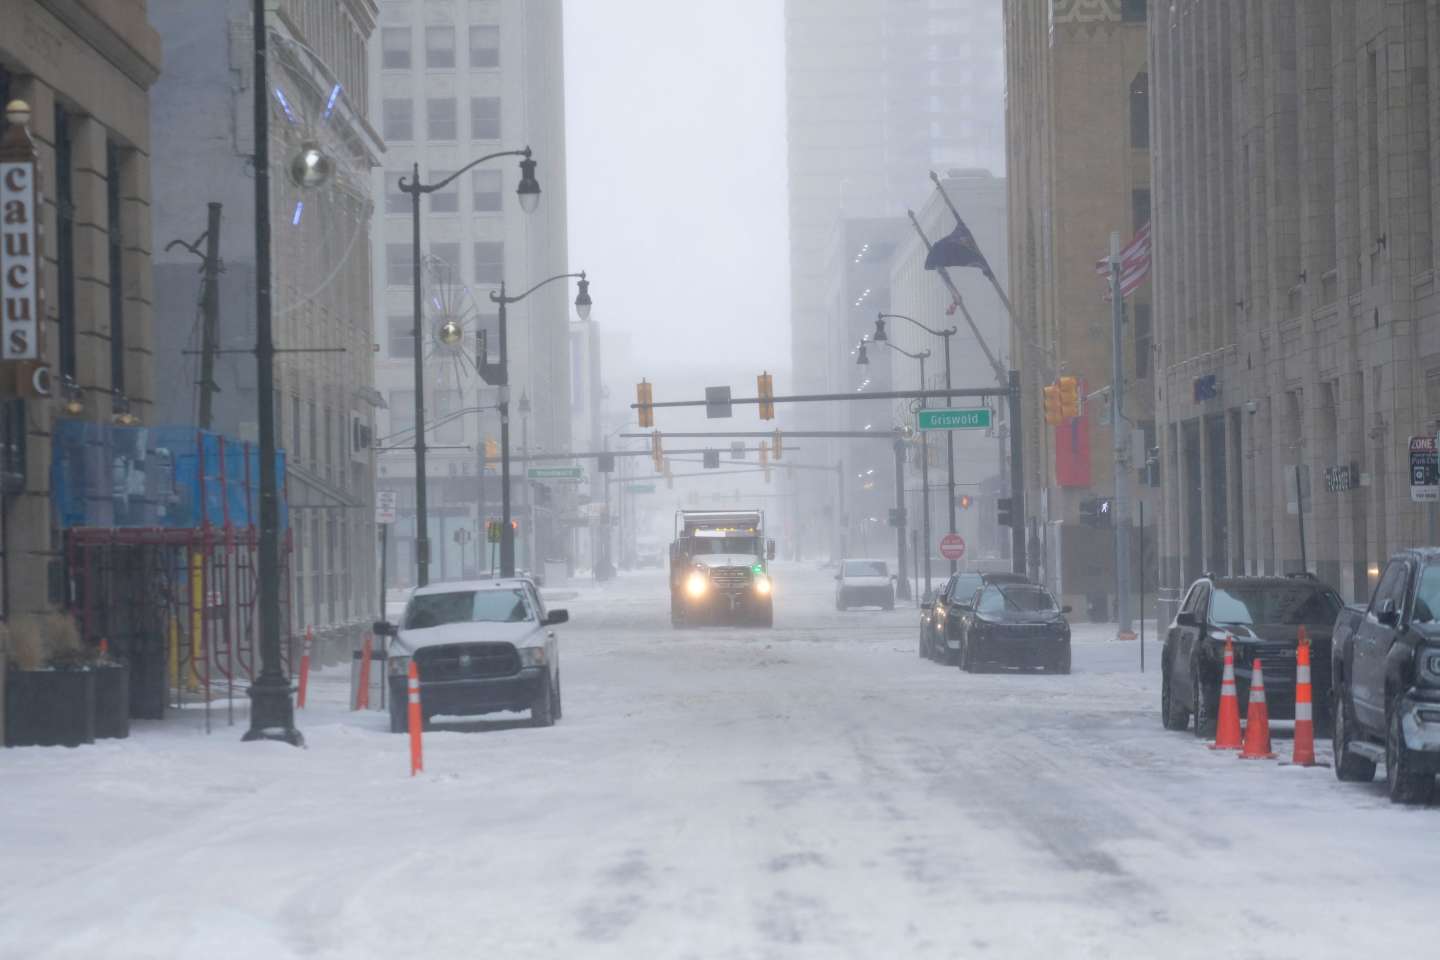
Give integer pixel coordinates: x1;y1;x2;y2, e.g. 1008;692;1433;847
398;146;539;588
865;337;933;593
287;140;334;189
856;339;870;366
437;318;464;347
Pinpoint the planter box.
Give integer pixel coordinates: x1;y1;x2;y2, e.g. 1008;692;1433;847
93;664;130;740
4;669;96;748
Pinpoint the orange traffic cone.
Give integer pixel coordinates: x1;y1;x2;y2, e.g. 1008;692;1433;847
407;660;424;776
1239;657;1277;759
1285;625;1327;767
1209;636;1244;750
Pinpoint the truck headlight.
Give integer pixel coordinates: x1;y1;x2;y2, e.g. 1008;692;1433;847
754;575;772;595
386;654;411;677
686;571;708;598
519;646;548;668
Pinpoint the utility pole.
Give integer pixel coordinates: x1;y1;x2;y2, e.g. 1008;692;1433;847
1110;232;1132;634
892;435;910;600
197;203;222;430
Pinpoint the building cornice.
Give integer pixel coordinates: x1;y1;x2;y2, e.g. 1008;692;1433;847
37;0;162;90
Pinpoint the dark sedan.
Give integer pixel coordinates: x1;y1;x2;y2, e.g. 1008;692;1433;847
1161;574;1342;738
957;583;1072;673
921;572;985;664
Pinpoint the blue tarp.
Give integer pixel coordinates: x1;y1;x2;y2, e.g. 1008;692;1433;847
52;421;287;531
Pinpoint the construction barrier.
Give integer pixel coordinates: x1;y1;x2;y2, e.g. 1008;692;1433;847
296;626;313;709
1239;658;1276;759
407;661;423;776
1210;636;1243;750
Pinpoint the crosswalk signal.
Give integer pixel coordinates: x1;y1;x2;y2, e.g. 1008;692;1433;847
997;496;1014;527
1058;376;1081;419
636;379;654;428
1043;384;1062;426
757;371;775;420
772;429;783;460
651;431;663;470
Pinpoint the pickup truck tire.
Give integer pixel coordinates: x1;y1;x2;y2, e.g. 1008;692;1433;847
1192;669;1218;740
531;676;556;728
553;671;563;720
1161;663;1190;731
1052;647;1072;675
1332;690;1376;782
1386;696;1432;804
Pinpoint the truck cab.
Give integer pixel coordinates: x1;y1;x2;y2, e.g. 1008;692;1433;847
669;510;776;627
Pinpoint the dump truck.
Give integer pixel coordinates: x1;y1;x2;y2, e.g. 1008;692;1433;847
669;510;775;627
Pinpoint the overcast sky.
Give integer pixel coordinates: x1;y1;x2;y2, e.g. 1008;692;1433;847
563;0;791;395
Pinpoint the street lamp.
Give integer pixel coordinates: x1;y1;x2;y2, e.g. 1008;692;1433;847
861;336;934;593
397;146;539;587
879;311;961;575
479;272;591;577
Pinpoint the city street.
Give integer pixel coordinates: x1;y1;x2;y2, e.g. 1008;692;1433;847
1;563;1435;958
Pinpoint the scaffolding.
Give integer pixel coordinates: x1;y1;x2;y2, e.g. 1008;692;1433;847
55;423;293;732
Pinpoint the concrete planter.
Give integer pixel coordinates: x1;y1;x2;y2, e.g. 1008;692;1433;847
4;668;96;748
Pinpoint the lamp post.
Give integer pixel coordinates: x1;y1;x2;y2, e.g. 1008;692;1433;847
877;312;959;575
480;273;591;577
397;148;539;587
860;337;932;593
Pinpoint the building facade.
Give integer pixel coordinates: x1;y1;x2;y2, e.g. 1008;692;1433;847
369;0;570;587
1151;0;1440;604
149;0;383;641
1003;0;1155;616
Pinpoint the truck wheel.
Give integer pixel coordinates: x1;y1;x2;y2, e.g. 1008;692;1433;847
1192;669;1217;740
1161;661;1189;731
756;605;774;628
1386;696;1431;804
553;671;563;720
959;637;975;672
530;676;556;728
1053;646;1072;675
1332;689;1376;782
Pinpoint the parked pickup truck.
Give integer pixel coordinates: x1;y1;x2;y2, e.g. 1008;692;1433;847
1331;548;1440;803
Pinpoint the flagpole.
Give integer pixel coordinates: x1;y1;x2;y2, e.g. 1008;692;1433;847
905;210;1006;388
930;170;1015;317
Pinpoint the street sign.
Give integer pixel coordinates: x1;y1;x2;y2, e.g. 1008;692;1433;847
375;490;397;525
626;483;657;494
1411;436;1439;502
528;466;584;480
705;385;732;419
939;532;966;560
917;408;991;431
731;441;745;460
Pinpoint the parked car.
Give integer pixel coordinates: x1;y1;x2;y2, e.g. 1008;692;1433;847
835;558;896;610
1160;573;1342;740
375;578;568;732
921;572;985;663
1332;549;1440;803
956;582;1071;673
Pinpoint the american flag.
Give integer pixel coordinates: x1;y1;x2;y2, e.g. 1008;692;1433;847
1095;222;1151;301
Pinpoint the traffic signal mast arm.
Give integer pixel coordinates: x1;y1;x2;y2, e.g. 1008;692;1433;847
631;385;1009;413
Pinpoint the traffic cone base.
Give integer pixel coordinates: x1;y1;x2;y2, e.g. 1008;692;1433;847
1239;657;1276;760
1210;637;1244;750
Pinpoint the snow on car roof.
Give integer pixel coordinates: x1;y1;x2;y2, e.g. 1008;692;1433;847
411;578;533;596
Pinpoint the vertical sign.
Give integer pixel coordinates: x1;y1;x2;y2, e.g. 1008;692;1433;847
375;489;398;524
1410;436;1439;502
1;159;39;359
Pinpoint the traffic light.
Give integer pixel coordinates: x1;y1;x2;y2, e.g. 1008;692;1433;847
1043;383;1062;426
703;449;720;469
759;440;771;482
597;452;615;473
484;435;499;462
996;496;1013;527
772;429;783;460
651;431;663;470
958;494;972;510
1058;375;1081;419
757;371;775;420
636;379;654;428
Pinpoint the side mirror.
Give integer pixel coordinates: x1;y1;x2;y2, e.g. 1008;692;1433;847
544;609;569;626
766;538;776;560
1175;611;1197;628
372;620;397;637
1060;605;1072;614
1377;597;1399;626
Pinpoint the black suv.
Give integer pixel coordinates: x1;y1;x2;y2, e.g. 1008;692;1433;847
1161;574;1343;738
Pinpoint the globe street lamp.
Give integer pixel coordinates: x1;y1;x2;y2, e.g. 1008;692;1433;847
397;147;539;587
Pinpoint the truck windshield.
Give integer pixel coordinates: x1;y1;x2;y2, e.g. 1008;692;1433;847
1414;565;1440;623
1210;586;1340;626
690;537;759;555
405;589;533;629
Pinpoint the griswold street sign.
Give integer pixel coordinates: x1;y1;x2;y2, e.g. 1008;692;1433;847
917;408;991;431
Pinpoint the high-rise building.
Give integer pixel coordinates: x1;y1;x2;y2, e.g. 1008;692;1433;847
149;0;383;642
1151;1;1440;604
1003;0;1154;616
785;0;1005;557
369;0;569;585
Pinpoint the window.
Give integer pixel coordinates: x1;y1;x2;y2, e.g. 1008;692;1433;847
382;98;413;141
435;389;464;443
385;170;410;214
386;243;414;286
387;314;414;358
404;588;533;629
389;389;416;435
381;27;411;69
842;560;888;577
1210;586;1342;627
427;97;457;140
430;242;461;274
1130;72;1149;149
1132;188;1151;231
1133;302;1152;380
292;395;302;462
469;24;499;67
425;25;455;68
107;141;124;394
1414;565;1440;623
429;170;458;213
473;242;504;284
1121;0;1146;22
470;96;500;140
472;169;502;212
1372;562;1409;618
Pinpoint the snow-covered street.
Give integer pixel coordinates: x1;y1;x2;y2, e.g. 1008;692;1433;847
2;562;1437;959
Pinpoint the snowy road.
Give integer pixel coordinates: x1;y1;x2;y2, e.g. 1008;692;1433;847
2;563;1437;959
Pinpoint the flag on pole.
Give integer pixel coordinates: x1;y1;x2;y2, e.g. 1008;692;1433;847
1095;222;1151;300
925;215;994;278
